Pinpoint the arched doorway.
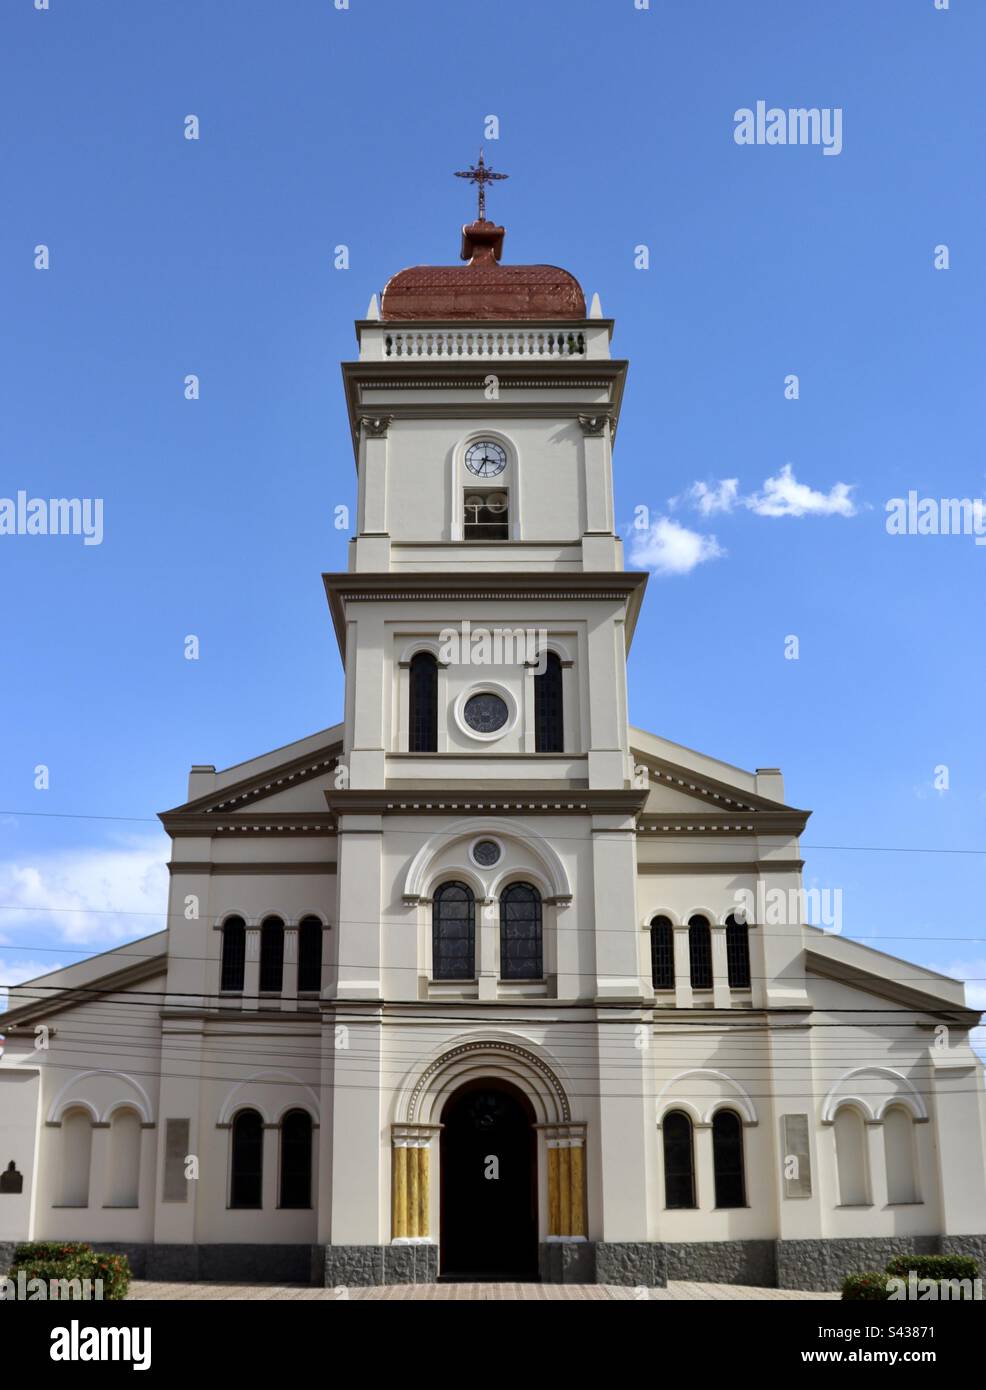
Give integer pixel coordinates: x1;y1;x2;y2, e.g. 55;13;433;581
440;1078;538;1280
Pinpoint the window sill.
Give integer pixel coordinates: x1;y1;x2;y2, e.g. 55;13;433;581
497;979;548;996
102;1204;139;1210
427;979;479;1001
51;1204;89;1210
884;1201;924;1208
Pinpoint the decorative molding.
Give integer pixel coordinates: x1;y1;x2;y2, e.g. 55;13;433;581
406;1040;571;1123
638;860;805;875
577;414;612;437
359;414;393;438
163;814;337;839
328;789;647;818
170;861;337;876
639;813;810;836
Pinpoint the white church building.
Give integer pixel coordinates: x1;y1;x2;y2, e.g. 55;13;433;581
2;189;985;1289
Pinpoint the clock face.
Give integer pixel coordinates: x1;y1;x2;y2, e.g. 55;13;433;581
465;440;507;478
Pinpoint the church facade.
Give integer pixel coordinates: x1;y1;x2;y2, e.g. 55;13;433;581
2;202;985;1289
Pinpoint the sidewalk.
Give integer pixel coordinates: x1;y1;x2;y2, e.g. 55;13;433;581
126;1279;840;1301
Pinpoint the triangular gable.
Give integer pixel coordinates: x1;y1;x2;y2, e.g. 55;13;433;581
161;728;344;821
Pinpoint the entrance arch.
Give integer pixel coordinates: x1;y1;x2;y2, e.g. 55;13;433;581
439;1078;538;1281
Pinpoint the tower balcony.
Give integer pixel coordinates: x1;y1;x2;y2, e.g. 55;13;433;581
356;319;613;363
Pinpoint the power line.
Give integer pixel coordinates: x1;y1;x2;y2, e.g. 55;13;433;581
1;980;976;1016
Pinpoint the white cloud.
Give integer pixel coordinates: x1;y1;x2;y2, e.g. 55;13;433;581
629;517;725;576
745;464;856;518
689;478;740;515
0;836;169;946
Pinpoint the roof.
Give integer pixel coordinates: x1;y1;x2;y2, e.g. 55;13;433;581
380;220;586;322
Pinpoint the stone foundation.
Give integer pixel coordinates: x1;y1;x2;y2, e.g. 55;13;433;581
538;1240;596;1284
666;1238;776;1287
777;1235;961;1291
322;1243;439;1287
3;1235;983;1289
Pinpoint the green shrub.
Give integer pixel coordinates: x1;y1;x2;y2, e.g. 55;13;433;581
6;1242;130;1300
842;1271;892;1300
885;1254;980;1282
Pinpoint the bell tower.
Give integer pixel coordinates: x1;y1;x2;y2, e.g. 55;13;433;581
324;160;646;798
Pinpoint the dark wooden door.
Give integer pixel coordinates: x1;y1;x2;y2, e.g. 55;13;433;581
440;1081;538;1280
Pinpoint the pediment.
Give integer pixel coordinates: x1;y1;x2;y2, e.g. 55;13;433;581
160;733;344;826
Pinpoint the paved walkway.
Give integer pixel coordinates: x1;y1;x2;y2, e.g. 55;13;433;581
127;1279;839;1301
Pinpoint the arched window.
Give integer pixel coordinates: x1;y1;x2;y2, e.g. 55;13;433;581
650;915;674;990
106;1108;141;1208
688;915;713;990
220;916;246;992
259;916;285;994
279;1110;313;1209
663;1110;696;1209
432;881;475;981
230;1109;264;1209
884;1106;919;1204
297;917;323;994
534;651;564;753
725;914;751;989
58;1107;93;1208
500;883;543;980
409;651;438;753
834;1105;869;1206
712;1109;746;1208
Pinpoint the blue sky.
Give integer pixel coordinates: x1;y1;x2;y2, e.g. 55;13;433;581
1;0;984;1019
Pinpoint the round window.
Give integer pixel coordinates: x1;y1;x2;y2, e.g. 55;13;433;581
463;693;509;734
472;839;501;867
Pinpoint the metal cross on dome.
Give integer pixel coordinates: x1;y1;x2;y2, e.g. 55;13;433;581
454;149;509;222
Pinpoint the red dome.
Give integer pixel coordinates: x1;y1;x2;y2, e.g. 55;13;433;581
380;221;585;322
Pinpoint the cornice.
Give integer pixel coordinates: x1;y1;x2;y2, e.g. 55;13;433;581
161;812;338;839
324;788;650;817
341;357;628;460
638;859;805;875
168;860;337;875
322;569;648;662
639;812;810;836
